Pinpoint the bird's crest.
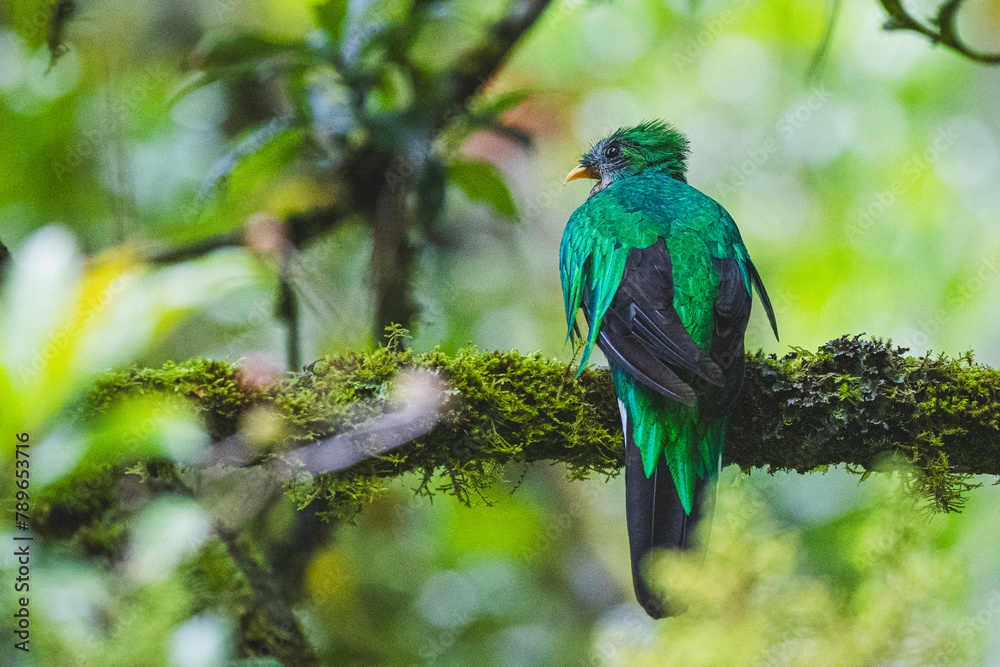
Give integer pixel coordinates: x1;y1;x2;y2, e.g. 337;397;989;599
582;120;691;183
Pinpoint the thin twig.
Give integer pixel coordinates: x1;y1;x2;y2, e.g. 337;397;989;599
879;0;1000;64
142;229;245;265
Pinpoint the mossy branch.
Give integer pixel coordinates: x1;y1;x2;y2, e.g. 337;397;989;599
83;334;1000;517
30;334;1000;665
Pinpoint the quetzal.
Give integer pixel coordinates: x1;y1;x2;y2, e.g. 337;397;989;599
560;121;778;618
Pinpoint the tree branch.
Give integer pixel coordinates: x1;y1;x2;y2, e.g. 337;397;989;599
448;0;552;117
32;334;999;660
88;335;999;517
363;0;553;344
141;229;245;265
880;0;1000;64
217;526;319;666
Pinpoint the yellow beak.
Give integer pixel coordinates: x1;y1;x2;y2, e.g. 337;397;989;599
564;164;599;185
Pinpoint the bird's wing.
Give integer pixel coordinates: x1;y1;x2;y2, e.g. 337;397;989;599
703;256;753;417
560;172;774;387
559;205;636;372
586;239;726;406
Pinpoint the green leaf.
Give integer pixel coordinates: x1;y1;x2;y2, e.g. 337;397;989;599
195;34;308;70
475;89;532;116
365;64;414;114
173;35;311;104
227;126;304;201
312;0;349;44
196;120;301;204
448;160;518;221
8;0;60;48
460;90;533;148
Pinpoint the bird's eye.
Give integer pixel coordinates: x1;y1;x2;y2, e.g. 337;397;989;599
604;145;621;159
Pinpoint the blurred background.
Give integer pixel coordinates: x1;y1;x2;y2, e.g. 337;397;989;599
1;0;999;664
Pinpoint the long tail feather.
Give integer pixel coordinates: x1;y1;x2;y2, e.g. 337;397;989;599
625;436;711;618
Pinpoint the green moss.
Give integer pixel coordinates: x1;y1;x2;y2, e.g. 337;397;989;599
276;342;624;518
36;334;1000;531
730;335;998;512
89;358;267;440
32;464;128;558
184;540;255;615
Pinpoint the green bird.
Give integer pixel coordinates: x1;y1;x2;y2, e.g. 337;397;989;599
560;120;778;618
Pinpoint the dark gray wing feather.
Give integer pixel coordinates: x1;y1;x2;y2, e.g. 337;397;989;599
582;239;725;405
703;256;753;416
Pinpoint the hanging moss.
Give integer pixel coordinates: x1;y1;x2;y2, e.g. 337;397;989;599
66;335;1000;522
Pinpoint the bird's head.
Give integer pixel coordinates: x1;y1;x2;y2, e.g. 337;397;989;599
565;120;690;196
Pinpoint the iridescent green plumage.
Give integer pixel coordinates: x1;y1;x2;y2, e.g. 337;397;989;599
559;121;777;617
560;143;773;511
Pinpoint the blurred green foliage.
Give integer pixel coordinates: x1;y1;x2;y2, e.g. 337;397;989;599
1;0;1000;664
